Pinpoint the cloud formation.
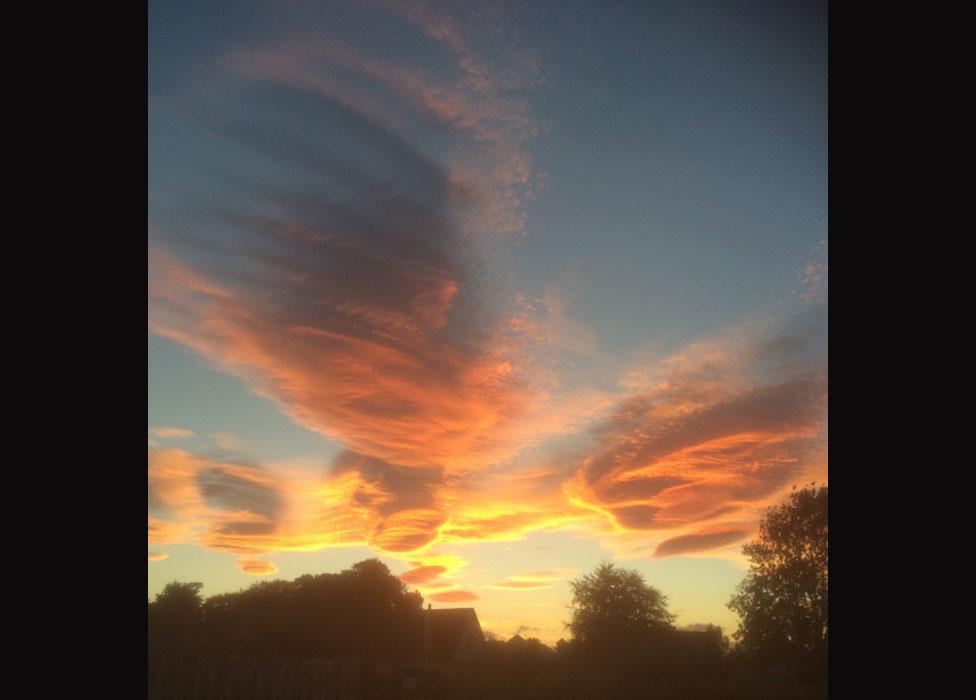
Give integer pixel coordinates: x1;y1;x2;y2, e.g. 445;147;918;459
150;427;194;440
566;311;827;551
397;553;468;593
488;581;552;590
150;0;548;477
149;449;290;555
148;2;827;568
654;527;753;558
147;305;825;565
798;240;828;305
487;568;572;591
237;559;279;575
430;590;479;603
147;2;611;557
400;565;448;585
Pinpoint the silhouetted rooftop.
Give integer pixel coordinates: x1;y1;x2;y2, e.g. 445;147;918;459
425;608;483;662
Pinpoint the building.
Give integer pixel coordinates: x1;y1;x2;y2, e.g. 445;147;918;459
422;607;485;664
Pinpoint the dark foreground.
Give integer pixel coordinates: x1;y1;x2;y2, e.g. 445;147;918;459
148;648;826;700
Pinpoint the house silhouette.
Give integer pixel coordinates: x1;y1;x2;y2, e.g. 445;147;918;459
422;607;485;663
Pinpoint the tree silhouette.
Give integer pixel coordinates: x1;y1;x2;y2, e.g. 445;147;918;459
149;581;203;639
152;559;425;660
568;562;675;673
569;562;675;641
728;484;827;681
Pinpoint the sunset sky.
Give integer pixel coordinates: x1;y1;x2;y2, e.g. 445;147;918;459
148;0;827;644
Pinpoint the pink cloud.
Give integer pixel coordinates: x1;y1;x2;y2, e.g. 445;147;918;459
400;565;448;585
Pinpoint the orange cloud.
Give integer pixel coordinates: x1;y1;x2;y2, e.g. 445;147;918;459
398;553;468;593
237;559;278;575
400;565;448;585
149;449;298;556
148;517;190;546
440;502;590;545
148;551;169;562
430;590;479;603
150;243;545;477
566;313;828;552
147;309;825;564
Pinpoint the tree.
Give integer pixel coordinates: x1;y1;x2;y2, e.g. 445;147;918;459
190;559;425;659
149;581;204;639
340;558;425;658
568;562;676;670
728;484;827;681
570;562;675;641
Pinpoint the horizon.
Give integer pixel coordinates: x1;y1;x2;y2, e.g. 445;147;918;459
151;556;752;647
149;0;827;647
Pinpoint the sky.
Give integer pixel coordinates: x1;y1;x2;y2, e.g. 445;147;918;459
148;0;827;644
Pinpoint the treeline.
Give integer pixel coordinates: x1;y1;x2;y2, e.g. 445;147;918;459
149;558;425;661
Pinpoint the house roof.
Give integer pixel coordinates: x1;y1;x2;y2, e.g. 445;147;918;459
426;608;483;662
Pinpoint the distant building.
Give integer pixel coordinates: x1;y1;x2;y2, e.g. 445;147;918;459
422;607;485;664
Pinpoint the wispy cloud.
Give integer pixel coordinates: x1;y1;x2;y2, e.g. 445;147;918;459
147;2;614;557
150;427;195;440
487;567;575;591
797;239;828;305
654;526;754;558
566;309;827;552
430;589;479;602
148;2;826;567
212;433;244;451
147;306;824;563
488;581;552;590
149;449;290;555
